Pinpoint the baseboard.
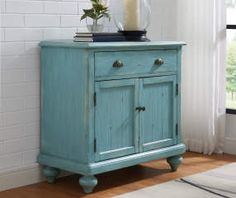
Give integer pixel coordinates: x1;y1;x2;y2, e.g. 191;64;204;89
224;137;236;155
0;164;45;192
0;164;72;192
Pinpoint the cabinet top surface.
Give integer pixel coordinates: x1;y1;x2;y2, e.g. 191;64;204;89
39;40;186;49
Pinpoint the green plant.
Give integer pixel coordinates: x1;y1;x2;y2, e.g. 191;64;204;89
80;0;110;24
226;38;236;98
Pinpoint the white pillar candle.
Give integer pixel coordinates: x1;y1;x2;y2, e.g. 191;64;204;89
124;0;140;31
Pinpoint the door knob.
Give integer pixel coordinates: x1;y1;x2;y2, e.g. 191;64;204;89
136;107;146;112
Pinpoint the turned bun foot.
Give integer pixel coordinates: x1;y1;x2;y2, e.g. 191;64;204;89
42;166;60;183
79;175;98;193
167;155;183;172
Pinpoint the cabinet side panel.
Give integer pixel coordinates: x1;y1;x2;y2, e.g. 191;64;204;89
40;47;89;163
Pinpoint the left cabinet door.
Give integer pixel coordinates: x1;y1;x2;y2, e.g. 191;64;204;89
95;79;139;161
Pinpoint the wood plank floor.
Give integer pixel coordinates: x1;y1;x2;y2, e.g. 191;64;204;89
0;152;236;198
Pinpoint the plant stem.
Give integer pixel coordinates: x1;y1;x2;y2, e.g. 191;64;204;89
92;19;98;32
93;19;98;26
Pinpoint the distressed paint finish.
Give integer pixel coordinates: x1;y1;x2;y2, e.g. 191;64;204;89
94;50;177;77
42;166;60;184
38;40;186;193
95;79;138;161
79;175;98;193
141;75;177;152
40;47;89;163
167;155;183;172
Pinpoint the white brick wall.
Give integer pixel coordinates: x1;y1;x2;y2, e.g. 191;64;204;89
0;0;177;191
0;0;115;177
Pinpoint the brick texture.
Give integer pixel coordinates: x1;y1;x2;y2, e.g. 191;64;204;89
0;0;116;174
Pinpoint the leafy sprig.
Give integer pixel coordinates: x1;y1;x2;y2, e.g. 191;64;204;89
80;0;110;22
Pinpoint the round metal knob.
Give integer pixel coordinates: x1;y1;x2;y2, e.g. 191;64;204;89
154;58;164;66
113;60;124;68
136;107;146;112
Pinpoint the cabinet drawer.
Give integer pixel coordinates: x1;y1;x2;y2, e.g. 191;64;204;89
95;50;177;78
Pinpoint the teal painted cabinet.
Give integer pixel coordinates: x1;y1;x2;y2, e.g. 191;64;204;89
38;41;186;193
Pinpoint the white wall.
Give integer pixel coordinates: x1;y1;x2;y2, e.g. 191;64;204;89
0;0;116;191
148;0;177;41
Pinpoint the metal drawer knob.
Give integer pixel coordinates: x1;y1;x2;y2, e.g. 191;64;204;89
113;60;124;68
154;58;164;66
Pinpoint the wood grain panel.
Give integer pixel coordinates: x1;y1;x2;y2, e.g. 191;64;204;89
40;47;89;163
141;76;176;152
95;50;177;78
95;79;138;161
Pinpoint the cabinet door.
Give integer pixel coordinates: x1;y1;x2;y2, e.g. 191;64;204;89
95;79;139;161
140;75;177;152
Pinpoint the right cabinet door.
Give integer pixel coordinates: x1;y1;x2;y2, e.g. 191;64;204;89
140;75;178;152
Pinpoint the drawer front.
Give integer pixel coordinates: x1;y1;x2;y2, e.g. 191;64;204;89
95;50;177;78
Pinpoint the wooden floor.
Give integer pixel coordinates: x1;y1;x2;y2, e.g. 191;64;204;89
0;152;236;198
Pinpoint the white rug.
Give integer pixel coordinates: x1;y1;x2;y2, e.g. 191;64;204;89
114;163;236;198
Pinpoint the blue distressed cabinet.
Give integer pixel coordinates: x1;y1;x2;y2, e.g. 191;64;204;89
38;41;186;193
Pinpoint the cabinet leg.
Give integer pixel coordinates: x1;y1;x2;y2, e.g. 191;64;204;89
42;166;60;183
79;175;98;194
167;155;183;172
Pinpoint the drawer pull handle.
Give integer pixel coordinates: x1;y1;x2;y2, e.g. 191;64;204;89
154;58;164;66
113;60;124;68
136;107;146;112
